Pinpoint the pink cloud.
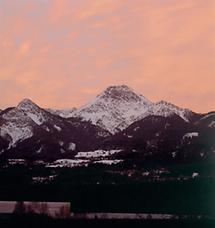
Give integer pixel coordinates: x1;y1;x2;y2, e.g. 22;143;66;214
0;0;214;112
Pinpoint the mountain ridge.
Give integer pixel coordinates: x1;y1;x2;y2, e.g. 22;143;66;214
0;85;214;162
46;85;200;134
0;98;110;160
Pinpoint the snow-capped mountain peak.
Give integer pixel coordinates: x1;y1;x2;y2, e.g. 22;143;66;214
0;85;213;162
134;100;193;123
39;85;198;134
0;108;35;147
72;85;152;134
17;98;46;125
153;100;193;122
0;99;53;148
97;85;151;104
43;85;197;134
17;98;39;111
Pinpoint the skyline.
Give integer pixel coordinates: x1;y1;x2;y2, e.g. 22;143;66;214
0;0;215;112
1;84;214;114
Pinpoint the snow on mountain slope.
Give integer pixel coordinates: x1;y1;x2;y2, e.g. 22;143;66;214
71;85;152;134
152;101;194;122
45;85;196;134
1;86;196;144
0;99;69;150
17;99;50;125
46;108;77;118
0;108;35;147
0;98;112;159
19;96;193;134
135;100;193;123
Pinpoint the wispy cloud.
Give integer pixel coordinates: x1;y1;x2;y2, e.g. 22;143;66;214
0;0;214;112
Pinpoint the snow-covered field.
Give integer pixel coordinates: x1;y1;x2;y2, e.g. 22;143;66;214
46;159;90;168
45;150;123;168
46;158;123;168
93;159;123;165
32;175;57;183
75;150;121;159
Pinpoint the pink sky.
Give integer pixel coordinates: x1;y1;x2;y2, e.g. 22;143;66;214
0;0;214;112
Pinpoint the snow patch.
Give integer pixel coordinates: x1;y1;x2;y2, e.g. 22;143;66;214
93;159;123;165
0;122;33;146
54;125;61;132
25;112;44;125
142;172;150;176
133;127;140;132
172;152;177;158
68;143;76;151
36;147;43;154
127;135;133;138
183;132;199;139
8;159;26;165
46;159;90;168
32;175;57;183
75;150;121;159
60;148;65;153
45;127;50;132
192;173;199;178
59;141;64;146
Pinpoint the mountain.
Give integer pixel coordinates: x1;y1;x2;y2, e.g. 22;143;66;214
0;99;110;160
47;85;199;134
0;85;214;163
47;85;153;134
103;114;215;164
71;85;152;134
137;100;200;123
